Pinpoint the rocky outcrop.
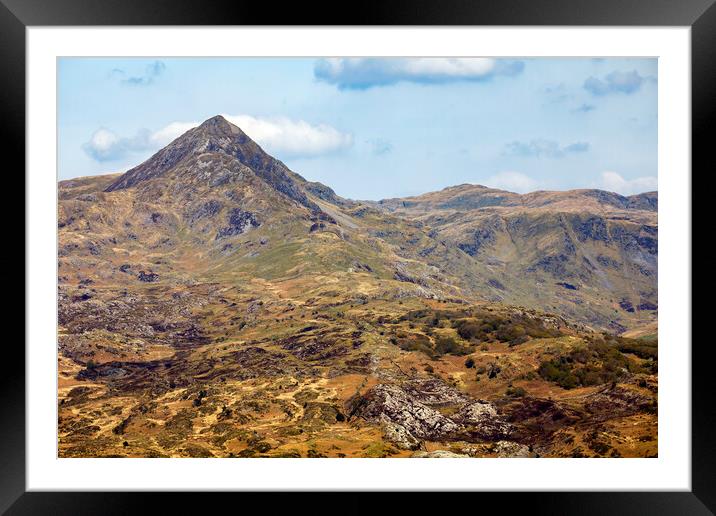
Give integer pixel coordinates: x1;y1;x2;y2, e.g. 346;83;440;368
584;386;655;421
188;200;223;224
137;271;159;282
492;440;532;458
383;420;421;450
412;450;469;458
452;401;513;440
354;383;461;444
351;379;512;448
215;208;259;239
402;378;469;406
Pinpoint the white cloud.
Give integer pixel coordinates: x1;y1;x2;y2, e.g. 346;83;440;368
149;122;198;147
597;171;657;195
82;128;122;161
314;58;524;89
483;171;539;193
83;116;353;162
401;58;497;77
82;128;153;162
222;114;353;158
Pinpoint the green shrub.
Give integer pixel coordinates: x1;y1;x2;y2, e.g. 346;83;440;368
434;336;470;356
538;359;581;389
506;386;526;397
537;335;656;389
614;337;658;360
390;331;472;359
454;312;562;346
394;333;434;357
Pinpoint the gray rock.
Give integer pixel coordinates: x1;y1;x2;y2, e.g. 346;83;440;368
411;450;469;458
382;420;421;450
453;401;513;440
492;440;532;458
356;384;460;442
354;379;512;448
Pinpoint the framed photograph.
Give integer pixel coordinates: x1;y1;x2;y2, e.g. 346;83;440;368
7;0;712;512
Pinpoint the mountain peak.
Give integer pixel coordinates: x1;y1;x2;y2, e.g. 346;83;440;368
198;115;242;136
105;115;263;192
202;114;229;125
103;115;320;211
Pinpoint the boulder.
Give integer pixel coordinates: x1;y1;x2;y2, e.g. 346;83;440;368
412;450;469;458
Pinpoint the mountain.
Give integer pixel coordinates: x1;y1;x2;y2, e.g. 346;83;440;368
105;116;319;210
371;184;658;333
57;116;658;458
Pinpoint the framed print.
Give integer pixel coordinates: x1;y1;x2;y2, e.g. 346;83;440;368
5;0;713;513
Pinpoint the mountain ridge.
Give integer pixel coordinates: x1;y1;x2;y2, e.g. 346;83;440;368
61;115;657;333
91;116;656;211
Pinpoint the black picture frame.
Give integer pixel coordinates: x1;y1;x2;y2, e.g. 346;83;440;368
4;0;711;513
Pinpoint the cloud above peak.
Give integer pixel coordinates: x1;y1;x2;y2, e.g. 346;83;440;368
222;115;353;158
82;115;353;162
314;58;524;90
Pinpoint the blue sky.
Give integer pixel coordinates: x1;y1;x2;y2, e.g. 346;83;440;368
58;57;657;199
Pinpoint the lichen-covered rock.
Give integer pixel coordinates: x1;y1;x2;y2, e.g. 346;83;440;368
412;450;469;458
355;384;460;442
354;380;512;447
382;420;421;450
492;440;532;458
453;401;513;440
403;378;470;406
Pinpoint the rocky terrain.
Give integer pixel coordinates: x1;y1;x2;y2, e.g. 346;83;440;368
57;115;657;458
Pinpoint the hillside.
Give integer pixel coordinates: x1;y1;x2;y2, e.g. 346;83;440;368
57;116;658;458
372;184;657;333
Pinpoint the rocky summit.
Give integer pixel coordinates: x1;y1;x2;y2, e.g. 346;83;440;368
58;115;658;458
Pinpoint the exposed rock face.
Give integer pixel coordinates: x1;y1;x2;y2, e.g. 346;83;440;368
584;386;655;421
412;450;469;458
452;401;513;440
402;378;469;406
619;299;635;312
492;440;532;458
304;181;348;206
215;208;260;239
383;420;421;450
137;271;159;283
188;200;223;224
638;301;657;311
352;379;512;447
355;383;461;442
